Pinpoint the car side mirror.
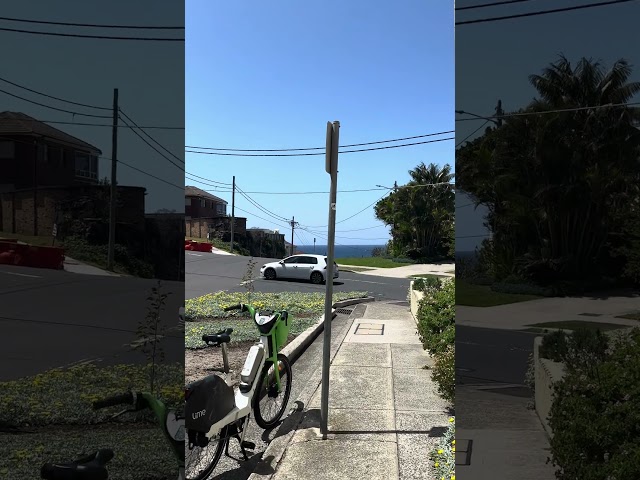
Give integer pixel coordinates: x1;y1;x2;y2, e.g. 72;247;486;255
279;260;284;265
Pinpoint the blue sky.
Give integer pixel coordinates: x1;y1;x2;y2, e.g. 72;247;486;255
1;1;184;213
186;0;454;246
454;0;640;251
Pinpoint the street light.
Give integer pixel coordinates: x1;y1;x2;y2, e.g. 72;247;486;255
456;100;504;127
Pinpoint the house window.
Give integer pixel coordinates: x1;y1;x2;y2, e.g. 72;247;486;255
75;151;98;180
185;197;192;206
46;146;62;166
0;141;15;159
216;203;225;215
201;199;206;208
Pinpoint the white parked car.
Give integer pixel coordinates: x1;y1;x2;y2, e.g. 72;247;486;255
260;254;339;284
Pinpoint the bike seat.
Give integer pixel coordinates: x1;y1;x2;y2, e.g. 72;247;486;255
41;449;113;480
202;333;230;345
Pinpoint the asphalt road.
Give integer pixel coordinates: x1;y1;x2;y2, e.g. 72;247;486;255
0;264;184;380
456;325;538;386
185;252;410;301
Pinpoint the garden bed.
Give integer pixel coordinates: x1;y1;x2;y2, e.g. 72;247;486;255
0;362;183;479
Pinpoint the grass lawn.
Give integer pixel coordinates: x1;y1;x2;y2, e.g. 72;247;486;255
339;265;374;272
0;231;55;247
524;320;630;332
336;257;412;268
456;280;542;307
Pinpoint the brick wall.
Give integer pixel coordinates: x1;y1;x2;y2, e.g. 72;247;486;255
0;185;146;236
186;216;247;239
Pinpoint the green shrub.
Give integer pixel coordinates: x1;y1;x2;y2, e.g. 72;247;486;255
412;277;442;293
548;328;640;479
431;345;454;403
417;279;454;355
539;328;609;373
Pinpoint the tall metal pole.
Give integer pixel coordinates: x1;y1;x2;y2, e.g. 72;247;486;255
290;216;295;256
230;176;235;252
314;238;316;253
107;88;119;271
321;120;339;438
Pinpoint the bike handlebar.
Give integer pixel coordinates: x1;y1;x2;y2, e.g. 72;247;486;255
93;391;135;410
223;304;244;312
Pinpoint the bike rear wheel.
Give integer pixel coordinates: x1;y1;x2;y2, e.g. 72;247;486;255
185;425;228;480
253;353;292;429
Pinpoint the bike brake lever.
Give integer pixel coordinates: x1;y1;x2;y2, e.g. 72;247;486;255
110;408;133;420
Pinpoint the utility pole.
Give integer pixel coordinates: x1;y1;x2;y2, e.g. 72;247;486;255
289;217;297;256
321;120;340;439
229;176;235;253
107;88;119;271
314;237;316;253
495;99;504;127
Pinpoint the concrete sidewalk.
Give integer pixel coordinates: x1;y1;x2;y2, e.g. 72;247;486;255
253;301;451;480
339;262;455;279
457;293;640;331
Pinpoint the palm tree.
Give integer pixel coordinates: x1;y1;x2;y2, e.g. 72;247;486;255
457;55;640;282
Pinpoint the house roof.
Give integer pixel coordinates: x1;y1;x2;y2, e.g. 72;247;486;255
185;185;228;204
0;111;102;154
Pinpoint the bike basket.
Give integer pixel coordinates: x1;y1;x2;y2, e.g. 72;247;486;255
274;312;290;349
185;374;235;433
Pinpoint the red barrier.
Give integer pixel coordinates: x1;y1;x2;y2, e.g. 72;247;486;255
0;241;64;269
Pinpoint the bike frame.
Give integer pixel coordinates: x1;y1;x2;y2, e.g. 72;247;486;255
203;304;285;441
141;393;185;479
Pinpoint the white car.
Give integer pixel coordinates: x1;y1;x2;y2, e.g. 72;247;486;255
260;254;339;284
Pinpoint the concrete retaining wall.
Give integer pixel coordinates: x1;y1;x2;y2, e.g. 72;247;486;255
533;336;566;438
409;281;425;325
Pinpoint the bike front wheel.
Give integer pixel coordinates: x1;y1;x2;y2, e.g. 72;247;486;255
185;425;228;480
253;353;292;429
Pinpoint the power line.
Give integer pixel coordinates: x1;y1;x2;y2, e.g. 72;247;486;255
0;25;184;41
456;0;637;25
185;137;454;157
186;130;454;152
202;187;387;195
117;158;183;190
455;101;640;122
304;192;391;229
0;16;184;30
119;115;184;171
186;174;232;186
456;120;490;147
233;206;291;230
0;87;111;118
456;0;538;11
0;75;110;110
236;185;291;223
456;233;492;239
186;176;233;189
119;108;184;164
33;119;184;129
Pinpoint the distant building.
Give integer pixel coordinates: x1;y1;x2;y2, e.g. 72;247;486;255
185;185;246;238
0;112;146;236
185;186;227;219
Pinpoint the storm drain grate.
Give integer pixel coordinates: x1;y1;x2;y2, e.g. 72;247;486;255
578;312;603;317
354;323;384;335
336;307;355;315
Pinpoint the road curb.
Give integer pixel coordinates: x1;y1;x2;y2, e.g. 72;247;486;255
247;296;374;480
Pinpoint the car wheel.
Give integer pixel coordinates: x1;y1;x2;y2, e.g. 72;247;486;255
264;268;276;280
310;271;324;284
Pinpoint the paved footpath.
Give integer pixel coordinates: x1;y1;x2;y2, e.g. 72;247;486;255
250;301;451;480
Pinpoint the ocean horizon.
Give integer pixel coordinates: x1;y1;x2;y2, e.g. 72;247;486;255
295;244;386;258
